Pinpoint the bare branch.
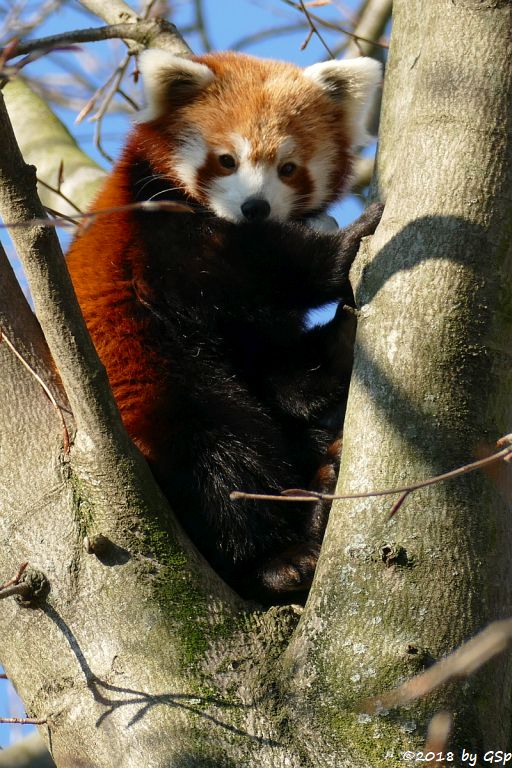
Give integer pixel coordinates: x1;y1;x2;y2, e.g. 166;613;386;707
0;328;70;453
0;717;47;725
363;618;512;713
0;199;196;231
194;0;212;52
0;89;125;447
424;712;452;762
0;582;31;601
231;23;307;52
346;0;392;57
298;0;335;58
37;177;82;214
0;0;64;43
282;0;389;50
0;561;28;590
77;0;191;55
387;489;409;519
90;53;132;163
231;435;512;507
1;19;189;63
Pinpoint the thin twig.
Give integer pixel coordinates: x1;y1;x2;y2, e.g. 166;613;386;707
0;199;196;231
424;712;452;764
37;176;83;214
0;561;28;590
75;52;130;126
231;436;512;507
282;0;389;49
0;717;47;725
44;206;80;226
0;583;31;601
0;0;63;44
301;27;315;51
231;23;307;52
91;53;132;163
0;328;70;454
362;618;512;713
388;490;410;519
298;0;335;57
194;0;212;52
116;86;139;112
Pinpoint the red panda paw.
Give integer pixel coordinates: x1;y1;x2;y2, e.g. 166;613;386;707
257;543;321;596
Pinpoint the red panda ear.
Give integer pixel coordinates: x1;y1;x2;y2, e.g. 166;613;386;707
137;50;215;122
303;57;382;147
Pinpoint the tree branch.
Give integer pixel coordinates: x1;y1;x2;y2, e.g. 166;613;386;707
231;436;512;510
298;0;335;58
2;20;190;62
363;618;512;713
0;90;126;450
0;327;70;452
0;199;196;230
282;0;389;50
346;0;393;57
3;78;105;215
77;0;191;55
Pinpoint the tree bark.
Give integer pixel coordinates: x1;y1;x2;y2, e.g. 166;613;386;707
1;1;511;766
284;0;512;762
3;78;105;214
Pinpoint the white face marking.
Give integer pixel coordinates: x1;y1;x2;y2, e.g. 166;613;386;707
172;132;208;195
173;132;308;222
307;143;338;211
208;133;297;223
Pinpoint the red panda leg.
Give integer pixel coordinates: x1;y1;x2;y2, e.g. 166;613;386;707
250;436;343;598
256;543;321;595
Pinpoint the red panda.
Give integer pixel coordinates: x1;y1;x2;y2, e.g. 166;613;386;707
66;51;382;601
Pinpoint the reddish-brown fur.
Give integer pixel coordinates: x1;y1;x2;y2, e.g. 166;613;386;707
68;53;354;458
66;157;175;461
138;52;353;214
66;52;382;600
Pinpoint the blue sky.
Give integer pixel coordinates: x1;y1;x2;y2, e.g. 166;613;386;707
0;0;379;747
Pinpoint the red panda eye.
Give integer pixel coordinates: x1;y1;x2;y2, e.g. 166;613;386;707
218;154;236;169
279;162;297;178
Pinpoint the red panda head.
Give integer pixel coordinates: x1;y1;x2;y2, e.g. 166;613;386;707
136;51;381;223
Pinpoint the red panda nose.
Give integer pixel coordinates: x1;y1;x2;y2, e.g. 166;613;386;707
241;198;271;222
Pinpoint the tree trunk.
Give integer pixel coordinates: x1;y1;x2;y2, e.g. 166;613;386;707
284;0;512;762
0;1;511;766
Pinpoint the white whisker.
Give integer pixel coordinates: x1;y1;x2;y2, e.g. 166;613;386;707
147;187;183;202
134;174;168;195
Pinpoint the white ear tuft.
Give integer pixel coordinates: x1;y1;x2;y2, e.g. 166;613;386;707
137;50;215;122
304;57;382;147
